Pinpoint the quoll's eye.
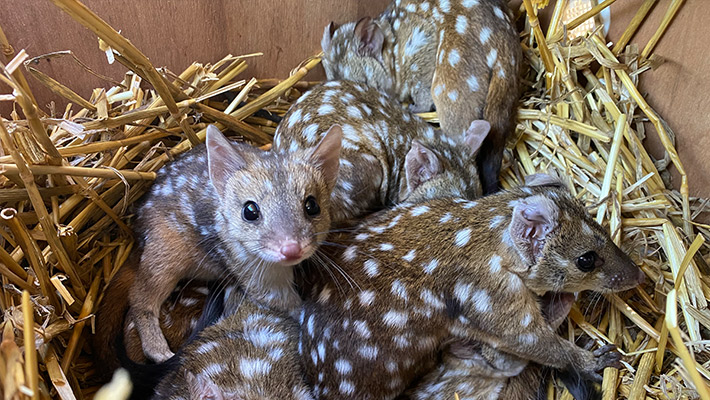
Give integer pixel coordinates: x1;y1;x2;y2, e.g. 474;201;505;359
576;251;599;272
242;201;260;222
304;196;321;217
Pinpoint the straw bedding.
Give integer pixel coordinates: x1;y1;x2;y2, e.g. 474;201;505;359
0;0;708;399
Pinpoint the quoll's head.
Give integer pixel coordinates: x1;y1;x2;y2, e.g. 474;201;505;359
507;176;645;295
205;125;342;266
401;120;490;203
321;18;394;95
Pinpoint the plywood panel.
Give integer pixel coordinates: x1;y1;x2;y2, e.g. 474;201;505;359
2;0;708;197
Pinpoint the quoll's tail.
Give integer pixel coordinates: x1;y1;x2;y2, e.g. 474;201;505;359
116;331;181;400
555;368;602;400
91;255;139;381
480;72;518;195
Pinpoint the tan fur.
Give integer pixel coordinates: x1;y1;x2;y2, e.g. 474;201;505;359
298;182;644;399
322;0;521;194
152;289;313;400
115;125;342;362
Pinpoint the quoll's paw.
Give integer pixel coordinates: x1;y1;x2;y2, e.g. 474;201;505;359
593;344;622;370
580;344;621;382
145;343;175;363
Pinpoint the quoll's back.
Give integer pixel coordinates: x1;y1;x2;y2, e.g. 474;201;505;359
273;80;489;224
321;0;522;193
298;183;643;399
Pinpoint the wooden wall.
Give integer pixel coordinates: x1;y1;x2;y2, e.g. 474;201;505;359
1;0;709;198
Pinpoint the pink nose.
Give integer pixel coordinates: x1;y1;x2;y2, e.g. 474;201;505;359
280;242;303;261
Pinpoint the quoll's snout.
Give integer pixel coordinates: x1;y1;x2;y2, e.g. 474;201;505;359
280;241;304;261
607;244;644;291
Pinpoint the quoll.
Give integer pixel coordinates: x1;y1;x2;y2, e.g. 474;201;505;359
151;288;313;400
298;178;645;399
273;80;491;225
321;0;522;194
94;124;342;363
403;291;577;400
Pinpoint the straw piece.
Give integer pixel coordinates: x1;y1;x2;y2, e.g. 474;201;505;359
0;163;156;181
22;290;39;400
612;0;658;55
596;114;626;223
61;274;100;371
45;346;77;400
641;0;685;59
566;0;618;31
26;67;97;112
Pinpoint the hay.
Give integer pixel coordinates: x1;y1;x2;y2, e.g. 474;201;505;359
0;0;708;399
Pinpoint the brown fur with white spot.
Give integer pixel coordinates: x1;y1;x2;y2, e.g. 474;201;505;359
94;124;342;364
298;181;644;399
273;80;490;226
321;0;522;194
152;288;314;400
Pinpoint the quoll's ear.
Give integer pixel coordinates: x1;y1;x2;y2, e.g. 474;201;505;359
524;173;564;188
309;124;343;190
405;140;442;193
462;119;490;156
206;124;249;197
354;17;385;59
509;195;559;266
322;22;335;52
186;371;226;400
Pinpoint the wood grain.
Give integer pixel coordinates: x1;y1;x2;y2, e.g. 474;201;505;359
1;0;708;197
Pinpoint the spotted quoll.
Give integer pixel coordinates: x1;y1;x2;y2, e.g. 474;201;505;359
403;291;577;400
321;0;522;194
298;177;645;399
273;80;490;225
152;288;314;400
94;124;342;363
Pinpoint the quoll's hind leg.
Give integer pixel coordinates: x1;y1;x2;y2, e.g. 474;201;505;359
128;230;214;362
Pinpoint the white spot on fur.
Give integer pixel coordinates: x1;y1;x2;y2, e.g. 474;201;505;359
318;104;335;115
448;49;460;66
346;105;362;119
302;124;319;143
287;109;302;128
454;282;473;303
239;358;272;379
405;27;428;57
343;245;357;261
439;0;451;13
467;75;479;91
364;259;379;277
456;16;468;35
318;287;332;303
472;290;492;313
391;280;408;301
439;212;453;223
490;215;505;229
519;333;537;345
433;83;445;97
358;345;379;359
480;27;492;44
462;201;478;209
494;7;506;19
423;259;439;274
339;380;355;395
448;90;459;102
455;228;472;247
354;320;371;338
487;49;498;69
383;310;409;328
307;315;315;336
196;341;219;354
411;205;430;216
358;290;376;307
335;359;352;375
402;249;416;262
462;0;479;7
489;254;502;273
508;273;523;291
379;243;394;251
355;233;370;241
521;313;533;327
420;289;445;309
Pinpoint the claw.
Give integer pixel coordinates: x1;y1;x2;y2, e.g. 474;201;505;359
593;344;622;370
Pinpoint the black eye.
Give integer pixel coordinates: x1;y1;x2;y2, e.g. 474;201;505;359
242;201;260;222
304;196;321;217
576;251;598;272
